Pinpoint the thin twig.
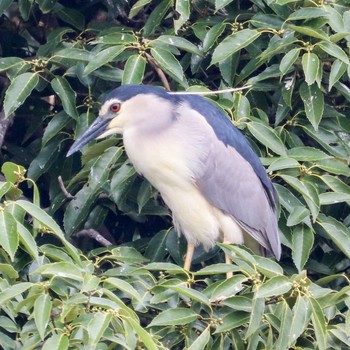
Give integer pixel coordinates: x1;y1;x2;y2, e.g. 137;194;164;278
169;85;252;95
75;228;113;247
58;176;76;200
144;52;171;91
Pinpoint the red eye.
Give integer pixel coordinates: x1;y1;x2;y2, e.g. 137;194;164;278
110;103;121;113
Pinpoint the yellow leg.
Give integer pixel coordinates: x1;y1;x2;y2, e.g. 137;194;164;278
184;242;195;271
224;239;233;279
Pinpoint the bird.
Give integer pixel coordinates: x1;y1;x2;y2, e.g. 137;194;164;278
67;84;281;273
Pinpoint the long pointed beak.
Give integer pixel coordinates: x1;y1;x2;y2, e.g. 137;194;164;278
67;116;111;156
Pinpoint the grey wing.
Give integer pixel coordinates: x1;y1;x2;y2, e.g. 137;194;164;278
195;136;281;259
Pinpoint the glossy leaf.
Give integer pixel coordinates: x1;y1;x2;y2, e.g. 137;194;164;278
329;59;347;91
292;225;314;272
4;72;39;118
318;41;350;64
299;82;324;130
0;282;32;306
279;48;300;75
129;0;152;18
150;47;185;84
302;52;319;85
34;294;52;339
83;46;125;76
156;35;202;55
310;298;327;350
51;77;78;119
203;23;226;52
0;211;18;261
143;0;171;37
255;276;291;298
287;206;310;227
122;55;146;85
247;122;287;156
188;328;210;350
149;308;198;326
174;0;190;33
211;29;261;64
86;312;112;348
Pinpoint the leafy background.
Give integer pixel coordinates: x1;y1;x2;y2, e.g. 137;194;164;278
0;0;349;349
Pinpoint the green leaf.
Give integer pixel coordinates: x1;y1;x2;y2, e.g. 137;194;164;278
318;41;350;64
1;162;26;183
36;0;57;13
287;7;329;21
0;57;25;72
124;317;158;350
164;284;210;305
83;46;125;76
319;192;350;205
207;275;247;301
17;222;39;260
316;158;350;176
174;0;190;33
203;23;226;52
54;5;84;30
0;282;32;306
215;0;235;11
129;0;152;18
0;211;18;261
104;277;144;306
150;47;185;85
156;35;202;55
267;157;300;172
122;55;146;85
42;111;70;146
34;294;52;340
287;25;329;41
287;206;310;226
310;298;327;350
279;48;300;75
94;33;136;45
4;72;39;118
214;312;250;333
16;200;81;264
143;0;171;37
0;182;12;199
51;77;78;119
34;261;84;280
188;328;210;350
211;29;261;64
299;82;324;130
0;263;18;279
275;301;293;350
53;48;90;62
255;276;291;298
42;334;69;350
144;230;169;262
329;59;347;91
287;147;330;161
86;312;112;348
233;93;250;119
292;225;314;272
254;256;284;277
222;296;252;312
288;296;311;347
0;0;13;15
246;297;265;337
317;214;350;258
280;176;320;221
302;52;319;85
149;308;198;326
247;122;287;156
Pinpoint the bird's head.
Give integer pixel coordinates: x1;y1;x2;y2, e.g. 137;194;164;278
67;84;175;156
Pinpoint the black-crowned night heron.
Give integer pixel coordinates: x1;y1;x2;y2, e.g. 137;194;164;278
67;84;281;272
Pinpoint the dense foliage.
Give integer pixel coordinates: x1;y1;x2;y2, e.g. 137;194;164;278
0;0;349;349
